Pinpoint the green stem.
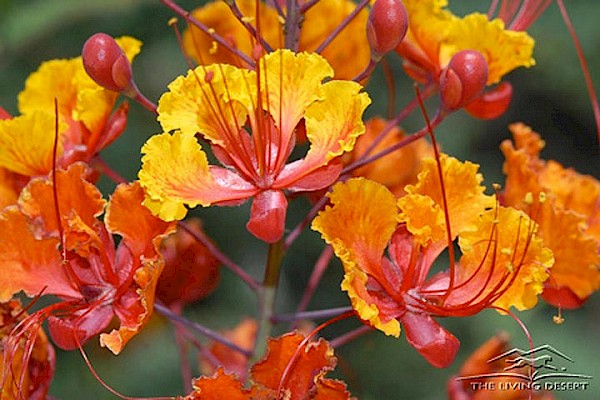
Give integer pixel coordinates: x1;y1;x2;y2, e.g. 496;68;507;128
252;239;285;363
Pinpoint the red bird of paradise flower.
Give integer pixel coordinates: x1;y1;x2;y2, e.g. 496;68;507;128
312;155;553;367
139;49;370;243
0;163;174;374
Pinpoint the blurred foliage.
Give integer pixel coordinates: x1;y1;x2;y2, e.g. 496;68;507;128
0;1;599;399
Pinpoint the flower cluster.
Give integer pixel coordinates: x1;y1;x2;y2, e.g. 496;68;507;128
0;0;598;399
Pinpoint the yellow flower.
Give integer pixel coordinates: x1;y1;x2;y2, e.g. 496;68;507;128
398;0;535;85
139;49;370;243
0;37;141;187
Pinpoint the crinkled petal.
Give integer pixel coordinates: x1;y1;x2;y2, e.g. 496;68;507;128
158;64;248;141
398;155;495;245
457;207;553;312
0;207;78;301
312;178;401;336
0;112;65;176
106;181;175;259
18;163;105;240
275;80;370;189
0;168;19;209
139;131;258;221
185;368;249;400
251;333;341;400
440;13;535;85
259;50;334;142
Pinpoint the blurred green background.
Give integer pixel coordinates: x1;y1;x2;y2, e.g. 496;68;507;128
1;0;598;399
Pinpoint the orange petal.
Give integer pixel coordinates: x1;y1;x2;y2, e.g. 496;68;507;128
0;207;78;301
398;154;495;245
185;368;249;400
251;332;342;400
18;163;105;256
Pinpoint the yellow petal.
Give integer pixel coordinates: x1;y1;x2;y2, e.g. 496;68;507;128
0;112;65;176
157;64;249;145
259;50;333;139
440;13;535;85
139;131;257;221
398;155;494;245
458;207;553;312
312;178;400;335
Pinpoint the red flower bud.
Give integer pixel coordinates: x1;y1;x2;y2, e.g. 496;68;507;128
439;50;488;111
82;33;133;92
465;81;513;120
0;106;12;120
367;0;408;60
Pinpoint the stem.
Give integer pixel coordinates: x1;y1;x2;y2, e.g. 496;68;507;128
292;246;334;326
178;221;260;292
284;193;329;250
329;325;372;348
556;0;600;147
314;0;370;54
273;306;353;323
252;239;285;362
284;0;302;50
160;0;255;67
155;303;252;357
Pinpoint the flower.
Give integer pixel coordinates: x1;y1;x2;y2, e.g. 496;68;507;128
0;300;55;400
501;123;600;308
139;49;370;243
0;163;175;357
181;0;371;80
398;0;535;85
396;0;535;115
185;332;352;399
0;36;141;191
312;155;552;367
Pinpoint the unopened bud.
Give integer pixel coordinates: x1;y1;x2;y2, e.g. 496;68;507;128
465;82;513;119
82;33;133;92
367;0;408;60
439;50;488;111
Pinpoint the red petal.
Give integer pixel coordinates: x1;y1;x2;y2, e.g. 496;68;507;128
400;312;460;368
246;189;287;243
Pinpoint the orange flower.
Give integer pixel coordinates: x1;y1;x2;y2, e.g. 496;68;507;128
182;0;370;80
0;164;175;359
0;300;55;400
0;37;141;191
343;116;432;197
312;155;552;367
157;219;221;309
139;49;370;243
186;332;351;399
501;123;600;308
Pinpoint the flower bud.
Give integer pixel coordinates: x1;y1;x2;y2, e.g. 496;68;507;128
82;33;133;92
465;81;513;119
367;0;408;60
0;106;12;120
439;50;488;111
